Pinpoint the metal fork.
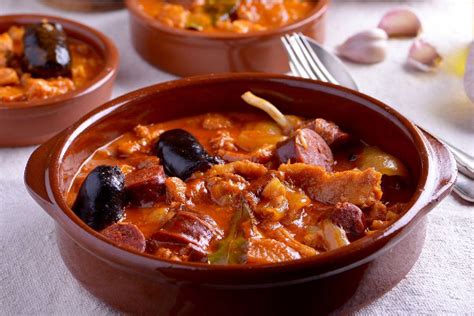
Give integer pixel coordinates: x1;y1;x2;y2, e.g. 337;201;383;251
282;32;474;202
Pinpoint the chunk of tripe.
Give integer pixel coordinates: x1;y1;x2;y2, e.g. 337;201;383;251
205;160;268;179
0;32;13;53
0;68;19;86
247;238;301;264
279;163;383;208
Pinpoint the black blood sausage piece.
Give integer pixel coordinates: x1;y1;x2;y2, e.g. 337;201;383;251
72;165;125;231
155;129;222;180
150;211;216;249
22;22;72;78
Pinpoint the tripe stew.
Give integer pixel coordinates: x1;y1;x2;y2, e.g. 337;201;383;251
0;21;103;103
68;92;413;264
138;0;316;33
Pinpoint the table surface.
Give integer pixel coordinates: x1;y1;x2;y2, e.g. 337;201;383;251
0;0;473;315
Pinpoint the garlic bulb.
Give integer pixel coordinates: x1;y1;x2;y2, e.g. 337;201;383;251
407;39;442;72
464;42;474;103
378;8;422;38
336;28;388;64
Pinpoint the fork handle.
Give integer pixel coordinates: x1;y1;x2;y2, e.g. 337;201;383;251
441;141;474;179
452;172;474;202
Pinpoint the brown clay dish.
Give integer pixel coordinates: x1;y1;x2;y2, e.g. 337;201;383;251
25;73;456;315
0;15;119;147
41;0;125;12
126;0;329;76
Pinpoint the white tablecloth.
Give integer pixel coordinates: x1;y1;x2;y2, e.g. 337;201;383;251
1;0;473;314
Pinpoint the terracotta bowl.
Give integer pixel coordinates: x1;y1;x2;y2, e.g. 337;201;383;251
0;15;119;147
126;0;329;76
25;73;456;315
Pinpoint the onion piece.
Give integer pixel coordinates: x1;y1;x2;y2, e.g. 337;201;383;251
336;28;388;64
464;41;474;103
241;91;292;131
322;219;350;251
378;8;422;38
407;39;442;72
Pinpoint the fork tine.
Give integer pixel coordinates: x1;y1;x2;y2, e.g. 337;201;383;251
281;36;300;76
285;34;321;81
296;32;339;85
289;33;328;82
281;36;305;78
290;34;328;82
281;36;311;79
288;61;299;77
283;35;313;79
292;34;328;82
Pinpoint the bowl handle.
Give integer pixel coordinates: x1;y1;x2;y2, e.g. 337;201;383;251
24;135;59;215
419;129;458;208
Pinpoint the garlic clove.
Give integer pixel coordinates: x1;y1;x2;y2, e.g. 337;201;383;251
464;42;474;103
378;8;422;37
336;28;388;64
407;39;442;72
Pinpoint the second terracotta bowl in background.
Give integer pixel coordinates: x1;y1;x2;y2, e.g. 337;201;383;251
0;15;119;147
126;0;329;76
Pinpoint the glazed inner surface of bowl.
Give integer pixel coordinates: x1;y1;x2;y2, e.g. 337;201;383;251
56;76;424;268
0;15;115;109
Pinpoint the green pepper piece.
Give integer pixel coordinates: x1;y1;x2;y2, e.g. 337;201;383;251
208;201;250;264
204;0;240;23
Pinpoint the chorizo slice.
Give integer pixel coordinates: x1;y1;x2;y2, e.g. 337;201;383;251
304;118;350;147
125;163;166;206
330;202;366;241
101;223;146;253
148;241;208;263
150;211;221;253
276;128;334;171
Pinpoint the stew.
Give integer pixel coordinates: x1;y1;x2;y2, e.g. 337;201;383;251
68;92;414;264
0;22;103;103
138;0;316;33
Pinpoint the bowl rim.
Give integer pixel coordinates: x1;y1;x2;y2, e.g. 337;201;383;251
125;0;329;40
0;14;119;110
41;73;444;274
